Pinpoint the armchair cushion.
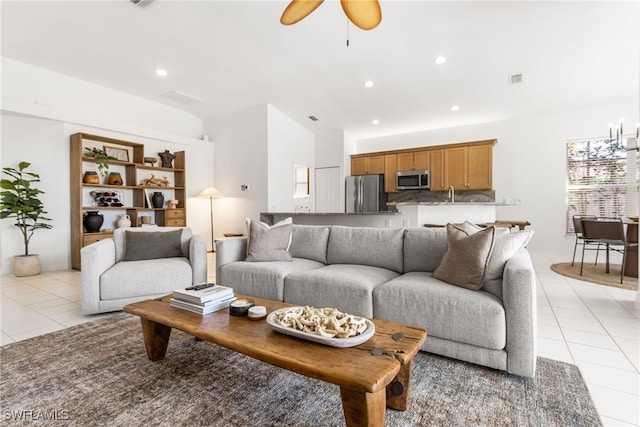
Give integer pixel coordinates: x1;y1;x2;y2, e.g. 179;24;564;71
114;227;192;262
124;229;183;261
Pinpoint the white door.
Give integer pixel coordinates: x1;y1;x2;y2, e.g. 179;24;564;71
315;167;342;213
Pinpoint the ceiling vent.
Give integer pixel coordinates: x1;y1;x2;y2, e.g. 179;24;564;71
160;90;203;106
130;0;154;8
308;115;319;122
509;74;523;85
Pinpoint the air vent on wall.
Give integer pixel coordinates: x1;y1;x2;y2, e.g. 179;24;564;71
160;90;203;106
509;74;523;85
308;115;319;121
130;0;154;8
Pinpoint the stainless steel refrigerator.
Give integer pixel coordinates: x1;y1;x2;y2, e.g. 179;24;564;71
345;175;388;213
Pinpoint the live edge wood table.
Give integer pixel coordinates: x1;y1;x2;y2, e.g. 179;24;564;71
124;294;427;427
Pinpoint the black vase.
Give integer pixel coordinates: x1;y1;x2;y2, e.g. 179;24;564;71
152;192;165;208
83;211;104;233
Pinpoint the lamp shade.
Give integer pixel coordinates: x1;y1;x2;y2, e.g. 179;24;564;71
197;187;224;199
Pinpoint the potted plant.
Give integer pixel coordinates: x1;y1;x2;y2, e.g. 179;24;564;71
0;162;52;276
83;147;117;177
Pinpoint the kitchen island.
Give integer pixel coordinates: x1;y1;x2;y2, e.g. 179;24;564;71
390;201;522;228
260;211;403;228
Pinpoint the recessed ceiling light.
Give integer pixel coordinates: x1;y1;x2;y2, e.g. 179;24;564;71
364;80;374;88
450;105;460;112
155;68;168;77
372;119;380;125
434;56;446;65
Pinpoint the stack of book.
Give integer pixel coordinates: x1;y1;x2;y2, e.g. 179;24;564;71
170;283;236;314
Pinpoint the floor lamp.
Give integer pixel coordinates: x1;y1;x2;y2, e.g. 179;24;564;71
196;187;224;252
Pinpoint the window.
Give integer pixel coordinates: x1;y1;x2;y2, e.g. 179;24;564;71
294;166;310;199
566;138;639;233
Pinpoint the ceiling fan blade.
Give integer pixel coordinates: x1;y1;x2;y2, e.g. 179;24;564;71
280;0;325;25
340;0;382;30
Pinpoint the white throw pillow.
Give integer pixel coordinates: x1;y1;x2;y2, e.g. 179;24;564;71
245;217;293;262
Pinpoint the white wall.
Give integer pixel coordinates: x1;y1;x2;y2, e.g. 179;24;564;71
267;105;315;212
357;102;639;258
0;58;213;273
208;105;269;236
208;104;316;236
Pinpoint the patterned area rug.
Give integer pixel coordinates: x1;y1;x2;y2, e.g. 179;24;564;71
551;262;637;291
1;313;601;426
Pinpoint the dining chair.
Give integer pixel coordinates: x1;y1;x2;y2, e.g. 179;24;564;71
580;218;633;284
571;215;598;266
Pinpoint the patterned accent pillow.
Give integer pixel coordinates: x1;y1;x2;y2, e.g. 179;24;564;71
433;224;496;290
245;217;293;262
124;229;183;261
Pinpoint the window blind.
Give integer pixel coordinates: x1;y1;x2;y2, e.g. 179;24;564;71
566;137;639;233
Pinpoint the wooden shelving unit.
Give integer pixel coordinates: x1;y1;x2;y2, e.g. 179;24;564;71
70;133;186;270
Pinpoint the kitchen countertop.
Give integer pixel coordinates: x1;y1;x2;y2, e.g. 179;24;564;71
388;201;520;207
261;211;401;216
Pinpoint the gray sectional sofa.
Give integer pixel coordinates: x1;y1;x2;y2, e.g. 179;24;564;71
215;224;537;378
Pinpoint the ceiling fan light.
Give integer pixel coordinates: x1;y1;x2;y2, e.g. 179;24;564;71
280;0;324;25
340;0;382;30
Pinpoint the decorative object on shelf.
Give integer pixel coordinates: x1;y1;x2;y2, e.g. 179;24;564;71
83;171;100;184
140;174;169;187
90;190;123;207
143;156;157;167
280;0;382;30
103;145;129;162
116;214;131;228
140;216;152;225
197;187;225;252
169;199;179;209
158;150;176;168
0;161;53;277
83;211;104;233
83;147;116;177
152;191;165;208
107;172;123;186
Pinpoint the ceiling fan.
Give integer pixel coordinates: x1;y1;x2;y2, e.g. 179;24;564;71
280;0;382;30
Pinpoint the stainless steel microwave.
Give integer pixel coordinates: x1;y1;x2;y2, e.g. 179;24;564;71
396;170;430;190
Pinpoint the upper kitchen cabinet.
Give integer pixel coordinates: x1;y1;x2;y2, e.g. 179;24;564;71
351;154;385;175
429;149;446;191
444;141;494;190
396;150;430;172
384;154;398;193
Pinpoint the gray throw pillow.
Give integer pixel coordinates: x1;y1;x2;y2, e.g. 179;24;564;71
124;229;184;261
433;224;496;291
245;218;293;262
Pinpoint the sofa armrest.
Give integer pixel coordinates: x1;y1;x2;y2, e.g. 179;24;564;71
215;237;247;283
189;234;208;284
502;248;537;378
81;238;116;315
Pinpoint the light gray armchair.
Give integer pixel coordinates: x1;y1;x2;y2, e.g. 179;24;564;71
81;227;207;315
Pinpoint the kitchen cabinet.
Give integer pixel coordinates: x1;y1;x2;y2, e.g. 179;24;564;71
384;154;397;193
397;150;430;172
70;133;187;270
444;143;492;190
429;149;445;191
351;154;385;175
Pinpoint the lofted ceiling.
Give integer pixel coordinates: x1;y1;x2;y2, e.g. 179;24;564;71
1;1;639;140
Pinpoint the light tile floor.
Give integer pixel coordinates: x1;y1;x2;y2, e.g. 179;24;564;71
1;253;638;425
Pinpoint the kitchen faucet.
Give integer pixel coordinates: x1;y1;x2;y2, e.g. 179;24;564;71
448;185;455;203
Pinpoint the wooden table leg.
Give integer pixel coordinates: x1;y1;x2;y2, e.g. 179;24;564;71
385;359;413;410
140;318;172;361
340;387;386;427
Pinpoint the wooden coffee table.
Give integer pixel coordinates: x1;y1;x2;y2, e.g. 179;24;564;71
124;294;426;427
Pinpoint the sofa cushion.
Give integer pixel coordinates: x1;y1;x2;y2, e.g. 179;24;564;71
403;227;448;273
284;264;400;318
124;229;183;261
327;226;404;273
458;221;533;283
114;227;192;262
373;272;506;350
433;224;496;291
289;225;330;264
220;258;324;301
100;257;192;300
245;217;293;262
